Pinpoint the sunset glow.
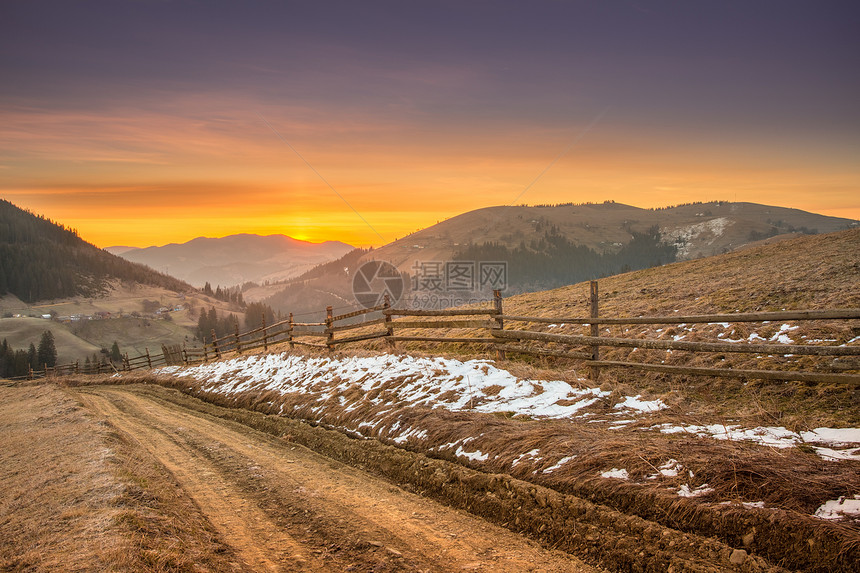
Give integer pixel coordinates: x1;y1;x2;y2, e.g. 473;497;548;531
1;1;858;248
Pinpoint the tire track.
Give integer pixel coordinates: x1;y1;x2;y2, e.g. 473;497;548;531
76;385;601;573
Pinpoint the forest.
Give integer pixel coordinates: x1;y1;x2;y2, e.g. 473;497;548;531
453;225;677;293
0;199;190;302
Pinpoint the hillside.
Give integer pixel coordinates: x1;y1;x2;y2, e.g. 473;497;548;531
257;201;857;313
112;234;354;288
261;248;374;320
0;199;192;302
366;200;857;276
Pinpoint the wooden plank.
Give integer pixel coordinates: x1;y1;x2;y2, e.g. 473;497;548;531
289;340;328;349
331;331;389;345
291;331;328;338
390;320;496;329
496;344;592;361
327;317;387;333
332;304;386;322
500;308;860;326
492;329;860;356
385;308;496;317
387;336;497;343
240;340;276;353
293;321;326;327
241;324;269;337
589;360;860;384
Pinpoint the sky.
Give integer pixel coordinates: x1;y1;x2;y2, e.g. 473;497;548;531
1;0;858;248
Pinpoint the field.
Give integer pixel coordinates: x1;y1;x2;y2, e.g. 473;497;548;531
0;281;246;364
0;317;101;364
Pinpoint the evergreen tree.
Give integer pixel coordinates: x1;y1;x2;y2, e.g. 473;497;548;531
13;350;30;377
110;341;122;363
0;339;9;377
37;330;57;367
244;302;275;331
28;343;37;369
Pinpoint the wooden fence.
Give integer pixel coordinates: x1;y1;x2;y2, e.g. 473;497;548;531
13;282;860;384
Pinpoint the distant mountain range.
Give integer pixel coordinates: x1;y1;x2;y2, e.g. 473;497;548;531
107;234;354;288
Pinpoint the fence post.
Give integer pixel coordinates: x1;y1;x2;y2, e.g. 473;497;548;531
493;289;506;360
182;343;188;365
44;364;49;378
145;348;152;369
589;280;600;381
261;312;268;351
202;343;208;363
75;360;80;374
123;354;129;371
383;294;395;351
234;321;242;355
325;306;334;351
28;366;33;380
211;329;221;359
96;360;101;374
288;313;294;349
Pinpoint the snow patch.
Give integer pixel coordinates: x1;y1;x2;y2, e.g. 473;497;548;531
676;484;714;497
542;456;576;474
814;496;860;520
614;395;666;413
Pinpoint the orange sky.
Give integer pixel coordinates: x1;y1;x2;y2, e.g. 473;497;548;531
1;2;858;248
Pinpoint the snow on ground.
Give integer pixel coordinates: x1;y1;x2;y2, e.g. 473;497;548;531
156;352;860;465
814;496;860;520
676;484;715;498
613;395;666;413
159;352;628;420
600;468;630;480
541;455;576;474
654;423;860;461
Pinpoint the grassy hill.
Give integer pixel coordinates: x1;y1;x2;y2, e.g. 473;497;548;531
0;317;101;365
366;200;857;272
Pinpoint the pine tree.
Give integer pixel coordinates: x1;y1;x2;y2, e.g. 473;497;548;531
28;343;37;369
110;341;122;363
37;330;57;367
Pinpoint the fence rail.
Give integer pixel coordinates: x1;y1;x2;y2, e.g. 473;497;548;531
11;283;859;384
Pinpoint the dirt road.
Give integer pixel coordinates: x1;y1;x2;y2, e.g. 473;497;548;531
75;385;602;572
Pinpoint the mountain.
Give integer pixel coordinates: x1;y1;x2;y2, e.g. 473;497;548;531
0;199;191;303
366;201;857;273
258;201;857;316
111;234;354;289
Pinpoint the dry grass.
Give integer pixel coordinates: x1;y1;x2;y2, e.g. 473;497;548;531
0;381;248;572
0;382;131;571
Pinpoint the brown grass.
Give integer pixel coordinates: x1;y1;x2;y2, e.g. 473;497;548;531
0;381;248;572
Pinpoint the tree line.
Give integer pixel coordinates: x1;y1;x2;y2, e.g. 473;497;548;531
195;302;277;342
0;331;57;378
453;225;677;293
